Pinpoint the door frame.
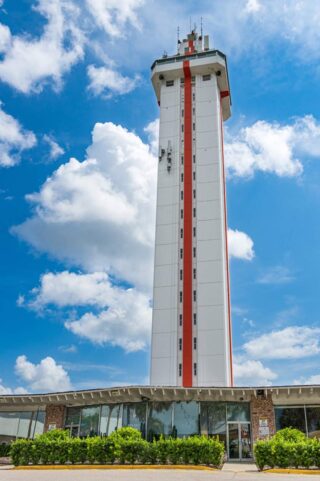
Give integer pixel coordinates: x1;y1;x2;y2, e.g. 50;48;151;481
227;421;252;461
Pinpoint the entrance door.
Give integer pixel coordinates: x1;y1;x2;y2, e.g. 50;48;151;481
227;422;252;460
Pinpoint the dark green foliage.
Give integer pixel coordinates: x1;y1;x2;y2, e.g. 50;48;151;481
254;428;320;471
0;444;11;457
10;428;224;467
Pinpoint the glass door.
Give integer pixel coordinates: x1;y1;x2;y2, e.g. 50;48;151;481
228;422;252;460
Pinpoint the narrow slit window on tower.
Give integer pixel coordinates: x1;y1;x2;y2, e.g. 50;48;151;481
191;76;195;82
166;80;174;87
193;313;197;325
181;173;184;182
180;78;184;84
193;226;196;237
193;290;196;301
193;123;195;131
193;171;196;180
192;107;195;115
193;363;197;376
193;207;196;217
181;155;184;165
180;269;183;280
193;189;196;199
179;363;182;376
180;291;182;303
180;209;183;219
181;109;184;117
181;190;183;200
192;93;195;101
193;154;196;163
179;314;182;326
193;247;196;257
180;228;183;239
194;337;197;350
179;338;182;351
202;74;211;81
180;248;183;259
181;124;184;133
193;268;196;279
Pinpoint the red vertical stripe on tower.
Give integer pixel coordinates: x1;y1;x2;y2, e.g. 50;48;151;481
219;96;234;386
182;60;193;387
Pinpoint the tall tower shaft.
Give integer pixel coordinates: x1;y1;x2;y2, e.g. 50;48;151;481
150;31;233;387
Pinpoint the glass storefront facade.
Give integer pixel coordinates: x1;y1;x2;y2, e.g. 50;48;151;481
0;410;45;443
275;406;320;438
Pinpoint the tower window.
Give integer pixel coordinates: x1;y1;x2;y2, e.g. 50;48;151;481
193;247;196;257
180;291;182;303
179;338;182;351
193;227;196;237
193;107;195;115
181;155;184;165
181;124;184;132
193;207;196;217
166;80;174;87
193;171;196;180
181;109;184;116
179;363;182;376
202;74;211;81
194;337;197;349
193;290;196;301
179;314;182;326
180;78;184;84
192;93;195;101
180;248;183;259
193;268;196;279
180;209;183;219
181;173;184;182
180;228;183;239
180;269;183;280
193;154;196;163
193;189;196;199
181;190;183;200
193;123;195;131
193;313;197;325
194;363;197;375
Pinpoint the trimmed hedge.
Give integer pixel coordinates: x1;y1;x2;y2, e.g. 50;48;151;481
254;428;320;471
10;428;225;467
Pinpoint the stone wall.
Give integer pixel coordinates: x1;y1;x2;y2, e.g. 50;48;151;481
44;404;66;432
251;393;275;442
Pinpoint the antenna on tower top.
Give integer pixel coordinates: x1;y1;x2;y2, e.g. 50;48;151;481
177;26;180;44
200;17;203;37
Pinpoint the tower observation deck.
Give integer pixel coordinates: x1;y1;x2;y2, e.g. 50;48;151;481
150;30;233;387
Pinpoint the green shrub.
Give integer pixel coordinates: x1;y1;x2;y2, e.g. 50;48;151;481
0;444;11;457
10;427;225;467
254;429;320;471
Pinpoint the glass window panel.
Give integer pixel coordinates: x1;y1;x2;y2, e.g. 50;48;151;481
173;402;199;437
227;403;250;422
275;407;306;433
147;402;173;440
79;406;100;437
65;407;81;426
306;407;320;438
33;411;45;438
0;412;20;440
122;403;146;437
100;405;122;436
17;412;32;438
200;402;226;446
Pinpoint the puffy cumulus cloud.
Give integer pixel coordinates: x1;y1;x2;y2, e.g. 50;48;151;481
15;355;71;392
144;119;159;157
85;0;144;37
234;360;277;386
12;121;157;292
245;0;262;13
0;103;36;167
228;228;255;261
0;23;10;52
294;374;320;385
258;265;295;285
0;0;84;93
87;65;139;97
22;271;152;352
43;135;65;160
244;326;320;360
0;380;27;395
225;116;320;179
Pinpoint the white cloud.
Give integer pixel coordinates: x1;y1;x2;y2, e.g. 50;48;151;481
12;121;157;292
245;0;262;13
225;116;320;179
0;380;27;395
294;374;320;385
0;0;84;93
258;265;295;284
0;103;36;167
87;65;139;97
85;0;144;37
0;23;10;52
43;134;65;160
244;326;320;360
234;360;277;386
228;228;255;260
23;271;152;352
144;118;159;157
15;355;71;392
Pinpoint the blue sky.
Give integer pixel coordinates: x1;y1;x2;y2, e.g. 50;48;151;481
1;0;320;393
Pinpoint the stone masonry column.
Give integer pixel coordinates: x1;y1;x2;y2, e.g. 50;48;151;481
44;405;66;432
251;393;276;443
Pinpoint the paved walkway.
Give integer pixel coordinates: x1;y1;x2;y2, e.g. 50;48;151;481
1;464;320;481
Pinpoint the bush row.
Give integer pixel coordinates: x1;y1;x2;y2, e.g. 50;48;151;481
254;428;320;471
0;444;11;457
10;428;225;467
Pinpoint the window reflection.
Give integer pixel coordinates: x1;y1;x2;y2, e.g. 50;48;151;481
79;406;100;437
275;407;306;433
173;401;199;437
200;403;226;446
122;403;146;437
306;407;320;438
100;405;121;436
147;402;173;440
227;403;250;422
